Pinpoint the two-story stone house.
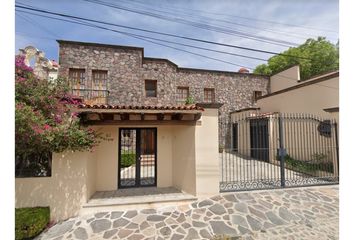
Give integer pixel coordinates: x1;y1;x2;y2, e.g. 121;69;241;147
57;40;269;146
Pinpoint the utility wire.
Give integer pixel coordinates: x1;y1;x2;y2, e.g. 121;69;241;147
16;9;339;90
81;0;298;47
127;0;338;34
118;0;316;40
16;9;250;68
15;5;312;60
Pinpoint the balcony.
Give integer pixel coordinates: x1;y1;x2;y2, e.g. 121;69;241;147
71;89;109;105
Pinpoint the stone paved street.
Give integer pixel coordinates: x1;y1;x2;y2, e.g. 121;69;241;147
36;185;338;240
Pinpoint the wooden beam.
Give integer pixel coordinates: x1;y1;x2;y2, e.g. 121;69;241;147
194;113;202;121
120;113;129;121
157;113;164;121
171;113;183;120
85;120;201;126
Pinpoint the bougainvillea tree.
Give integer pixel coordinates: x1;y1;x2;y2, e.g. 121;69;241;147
15;55;100;176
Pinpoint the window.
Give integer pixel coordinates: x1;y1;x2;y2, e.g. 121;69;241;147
69;68;86;89
204;88;215;103
145;80;157;97
92;70;107;90
253;91;262;102
92;70;108;99
177;87;189;102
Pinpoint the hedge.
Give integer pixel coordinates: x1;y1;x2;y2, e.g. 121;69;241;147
15;207;50;240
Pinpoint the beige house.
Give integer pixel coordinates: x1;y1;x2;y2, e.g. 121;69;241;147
255;65;339;121
229;66;339;179
15;103;221;221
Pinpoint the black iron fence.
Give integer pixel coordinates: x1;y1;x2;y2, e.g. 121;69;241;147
220;111;339;192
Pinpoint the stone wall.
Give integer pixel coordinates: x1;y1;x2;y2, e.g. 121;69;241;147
58;40;270;146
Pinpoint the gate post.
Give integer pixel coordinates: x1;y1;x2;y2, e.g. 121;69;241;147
278;113;286;187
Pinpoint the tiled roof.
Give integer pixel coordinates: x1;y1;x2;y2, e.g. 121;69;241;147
77;104;204;111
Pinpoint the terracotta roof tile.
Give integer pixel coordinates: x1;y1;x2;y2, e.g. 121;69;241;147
77;104;204;111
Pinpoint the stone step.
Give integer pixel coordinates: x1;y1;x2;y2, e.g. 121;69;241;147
80;189;197;216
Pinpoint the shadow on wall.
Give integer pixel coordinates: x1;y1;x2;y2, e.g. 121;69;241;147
15;151;94;221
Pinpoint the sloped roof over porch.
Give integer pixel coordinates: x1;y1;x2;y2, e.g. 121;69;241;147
75;104;205;125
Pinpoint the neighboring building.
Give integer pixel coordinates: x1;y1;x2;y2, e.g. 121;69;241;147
255;65;339;121
18;45;59;81
57;40;269;147
229;66;339;181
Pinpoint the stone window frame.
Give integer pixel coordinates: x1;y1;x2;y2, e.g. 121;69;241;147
145;80;157;98
204;88;215;103
177;86;189;103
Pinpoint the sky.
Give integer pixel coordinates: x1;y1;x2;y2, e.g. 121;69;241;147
15;0;339;72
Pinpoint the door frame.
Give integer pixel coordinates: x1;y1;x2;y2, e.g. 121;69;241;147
118;127;157;189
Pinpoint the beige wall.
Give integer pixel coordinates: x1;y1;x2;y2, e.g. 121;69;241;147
16;110;220;220
95;126;119;191
257;76;339;121
157;126;173;188
15;151;96;221
270;65;300;92
172;126;197;195
195;109;220;196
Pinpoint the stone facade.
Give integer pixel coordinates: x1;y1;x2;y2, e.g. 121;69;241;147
57;40;270;146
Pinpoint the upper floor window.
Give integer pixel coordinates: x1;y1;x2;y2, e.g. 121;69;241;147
145;80;157;97
177;87;189;102
204;88;215;103
92;70;108;90
253;91;262;102
69;68;85;89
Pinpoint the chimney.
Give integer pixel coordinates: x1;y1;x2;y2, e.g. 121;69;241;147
238;67;249;73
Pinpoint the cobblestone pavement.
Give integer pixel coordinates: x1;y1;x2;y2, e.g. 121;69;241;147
37;185;338;240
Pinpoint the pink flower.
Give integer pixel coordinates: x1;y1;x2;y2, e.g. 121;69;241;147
43;124;51;130
32;126;44;134
54;115;62;123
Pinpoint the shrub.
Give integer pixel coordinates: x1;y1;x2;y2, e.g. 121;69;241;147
15;55;101;177
15;207;50;240
121;151;136;167
277;154;334;174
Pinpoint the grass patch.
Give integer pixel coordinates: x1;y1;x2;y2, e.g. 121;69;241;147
15;207;50;240
121;150;136;168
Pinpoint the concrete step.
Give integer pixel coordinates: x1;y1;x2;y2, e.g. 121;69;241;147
80;187;197;216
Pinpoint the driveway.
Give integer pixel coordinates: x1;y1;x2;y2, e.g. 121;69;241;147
36;185;338;240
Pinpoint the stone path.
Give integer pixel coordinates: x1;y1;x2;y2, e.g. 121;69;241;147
36;185;338;240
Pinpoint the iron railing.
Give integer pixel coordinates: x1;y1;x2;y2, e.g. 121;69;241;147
220;111;339;192
71;89;109;104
